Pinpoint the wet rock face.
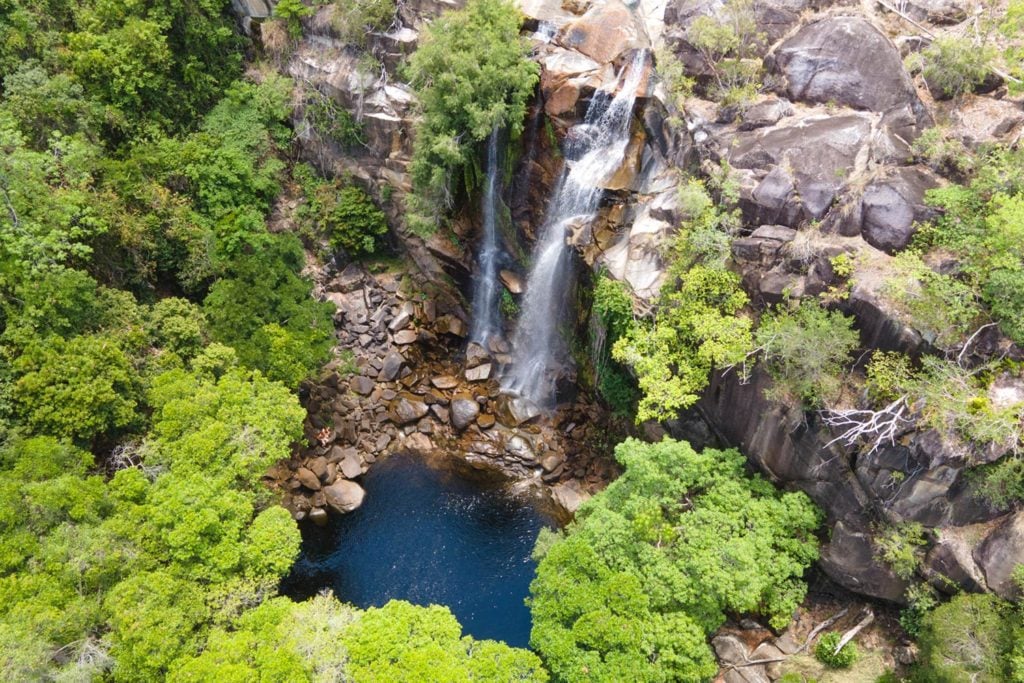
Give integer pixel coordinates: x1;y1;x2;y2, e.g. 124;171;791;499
558;0;649;64
767;17;926;123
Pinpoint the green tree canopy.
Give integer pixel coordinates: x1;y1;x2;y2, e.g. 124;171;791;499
405;0;538;233
529;437;821;682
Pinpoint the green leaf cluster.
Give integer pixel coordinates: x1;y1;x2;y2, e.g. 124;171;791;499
613;266;752;422
754;302;858;409
914;146;1024;346
406;0;538;232
529;438;821;682
814;631;858;669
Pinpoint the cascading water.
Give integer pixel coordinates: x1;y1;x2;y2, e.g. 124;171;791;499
469;127;503;345
504;50;647;406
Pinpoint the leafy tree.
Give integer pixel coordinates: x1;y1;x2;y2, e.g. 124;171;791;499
343;600;548;682
11;333;141;443
529;438;820;682
203;234;335;387
613;266;752;422
405;0;538;233
146;366;305;487
916;593;1019;682
754;302;858;408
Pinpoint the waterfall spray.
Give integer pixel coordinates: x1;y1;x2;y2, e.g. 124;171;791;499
469;127;503;346
503;50;647;407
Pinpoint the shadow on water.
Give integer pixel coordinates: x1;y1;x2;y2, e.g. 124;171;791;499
279;453;558;648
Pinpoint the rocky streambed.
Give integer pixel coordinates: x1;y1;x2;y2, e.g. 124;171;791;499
263;260;625;525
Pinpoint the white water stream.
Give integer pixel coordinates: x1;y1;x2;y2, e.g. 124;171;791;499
504;51;647;406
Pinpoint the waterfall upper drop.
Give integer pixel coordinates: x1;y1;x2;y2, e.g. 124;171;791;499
469;128;503;346
503;50;648;407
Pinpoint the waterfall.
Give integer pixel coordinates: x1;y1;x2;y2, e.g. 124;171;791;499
469;127;503;345
503;51;647;407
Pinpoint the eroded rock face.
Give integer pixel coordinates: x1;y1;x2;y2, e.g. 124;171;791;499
730;114;872;225
975;512;1024;599
819;521;911;602
767;17;926;124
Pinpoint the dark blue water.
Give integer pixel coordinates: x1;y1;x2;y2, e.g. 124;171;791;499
280;453;556;647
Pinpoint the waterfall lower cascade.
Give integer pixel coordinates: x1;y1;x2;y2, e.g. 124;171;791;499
504;50;647;407
469;127;503;345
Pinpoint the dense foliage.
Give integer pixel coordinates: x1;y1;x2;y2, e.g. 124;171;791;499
0;0;551;677
405;0;538;234
529;438;820;682
914;593;1024;682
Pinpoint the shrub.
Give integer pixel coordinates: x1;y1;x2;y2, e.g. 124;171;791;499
917;37;996;99
304;91;364;148
329;0;396;46
883;252;982;349
686;0;764;106
296;164;389;257
874;522;927;580
970;456;1024;508
755;302;859;409
815;631;858;668
911;357;1022;454
273;0;313;39
865;351;915;405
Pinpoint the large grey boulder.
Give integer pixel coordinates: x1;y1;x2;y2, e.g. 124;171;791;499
767;17;926;122
923;527;988;594
974;512;1024;599
820;521;911;602
730;114;872;225
859;167;941;253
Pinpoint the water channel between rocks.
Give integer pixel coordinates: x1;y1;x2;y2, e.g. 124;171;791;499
280;452;559;648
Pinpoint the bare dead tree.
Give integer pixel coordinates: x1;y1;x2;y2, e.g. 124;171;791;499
822;397;913;455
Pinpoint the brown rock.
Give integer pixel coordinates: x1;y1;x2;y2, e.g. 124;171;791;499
295;467;322;491
393;329;418;345
389;394;430;425
309;507;329;526
405;432;434;452
465;363;492;382
307;456;329;481
351;376;375;396
465;343;490;368
477;414;496;429
431;375;460;389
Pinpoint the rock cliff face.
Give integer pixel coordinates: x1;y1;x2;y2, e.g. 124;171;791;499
231;0;1024;605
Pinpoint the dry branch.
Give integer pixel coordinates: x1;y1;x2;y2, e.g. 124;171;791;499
822;398;912;454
